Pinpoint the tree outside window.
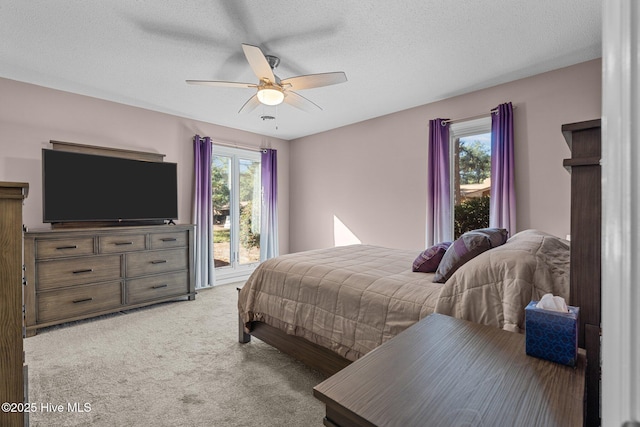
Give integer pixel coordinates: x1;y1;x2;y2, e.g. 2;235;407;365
453;133;491;238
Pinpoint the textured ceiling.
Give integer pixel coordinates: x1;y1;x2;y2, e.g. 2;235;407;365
0;1;602;140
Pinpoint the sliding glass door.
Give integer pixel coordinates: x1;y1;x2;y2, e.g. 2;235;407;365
211;146;261;281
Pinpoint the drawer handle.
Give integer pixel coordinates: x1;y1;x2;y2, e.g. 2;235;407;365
151;260;167;264
152;284;168;289
56;245;78;250
114;241;133;246
72;269;94;274
72;298;93;304
160;238;177;242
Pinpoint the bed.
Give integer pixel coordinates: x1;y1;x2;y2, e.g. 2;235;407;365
239;119;601;426
238;229;570;374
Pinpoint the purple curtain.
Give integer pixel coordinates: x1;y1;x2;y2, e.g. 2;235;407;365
260;149;278;260
490;102;516;234
192;135;214;288
427;119;451;246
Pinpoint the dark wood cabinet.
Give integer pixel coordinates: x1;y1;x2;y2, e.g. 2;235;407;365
562;119;601;427
0;182;29;427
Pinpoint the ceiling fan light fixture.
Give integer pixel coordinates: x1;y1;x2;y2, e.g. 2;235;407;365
257;86;284;106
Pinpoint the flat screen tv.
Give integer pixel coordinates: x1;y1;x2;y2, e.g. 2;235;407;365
42;149;178;224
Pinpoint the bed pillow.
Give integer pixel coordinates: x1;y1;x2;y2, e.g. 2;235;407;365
433;228;509;283
412;242;452;273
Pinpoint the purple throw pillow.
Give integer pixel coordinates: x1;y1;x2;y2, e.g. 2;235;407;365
413;242;452;273
433;228;509;283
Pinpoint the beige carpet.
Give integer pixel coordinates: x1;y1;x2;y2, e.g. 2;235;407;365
24;283;326;426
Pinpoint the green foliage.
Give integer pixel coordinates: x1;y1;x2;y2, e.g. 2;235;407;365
239;160;260;202
211;156;261;250
459;140;491;184
211;157;230;214
454;196;490;238
213;228;230;244
240;201;260;250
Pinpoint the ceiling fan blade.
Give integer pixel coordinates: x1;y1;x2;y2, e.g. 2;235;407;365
186;80;256;89
281;72;347;90
284;91;322;112
238;94;261;114
242;43;276;83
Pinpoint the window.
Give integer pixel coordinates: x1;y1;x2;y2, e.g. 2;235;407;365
211;146;261;280
450;117;492;238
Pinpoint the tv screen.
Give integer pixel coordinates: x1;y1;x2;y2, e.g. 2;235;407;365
42;149;178;223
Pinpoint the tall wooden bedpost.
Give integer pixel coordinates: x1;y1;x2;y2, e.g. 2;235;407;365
562;119;601;427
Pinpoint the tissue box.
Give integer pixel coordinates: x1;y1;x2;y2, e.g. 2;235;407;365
525;300;579;366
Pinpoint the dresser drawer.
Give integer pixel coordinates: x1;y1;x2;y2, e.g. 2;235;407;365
37;281;123;323
150;231;188;249
36;237;95;259
37;255;122;291
24;224;195;335
127;271;189;304
99;234;146;253
126;248;187;277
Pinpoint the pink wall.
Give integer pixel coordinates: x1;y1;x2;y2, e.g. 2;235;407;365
0;78;290;255
0;59;602;256
289;59;602;252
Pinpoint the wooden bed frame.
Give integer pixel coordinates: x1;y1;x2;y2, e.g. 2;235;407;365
238;318;350;377
239;119;602;425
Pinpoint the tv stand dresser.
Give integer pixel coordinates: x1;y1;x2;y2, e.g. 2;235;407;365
23;224;195;336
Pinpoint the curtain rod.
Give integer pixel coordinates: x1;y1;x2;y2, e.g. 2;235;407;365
441;105;516;125
206;137;268;153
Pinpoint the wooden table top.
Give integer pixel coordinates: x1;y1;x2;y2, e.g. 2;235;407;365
314;313;585;427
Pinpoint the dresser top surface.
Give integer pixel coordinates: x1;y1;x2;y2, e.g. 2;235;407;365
0;181;29;199
25;224;194;237
314;313;585;427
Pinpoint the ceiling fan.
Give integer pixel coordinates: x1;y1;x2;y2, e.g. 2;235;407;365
187;44;347;113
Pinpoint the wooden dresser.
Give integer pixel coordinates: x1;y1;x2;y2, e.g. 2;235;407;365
0;182;29;427
24;224;195;336
314;314;585;427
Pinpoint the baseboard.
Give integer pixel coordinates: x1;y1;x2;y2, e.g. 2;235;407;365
213;272;253;286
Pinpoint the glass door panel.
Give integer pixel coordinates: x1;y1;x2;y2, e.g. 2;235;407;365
238;158;261;265
212;155;232;269
211;146;262;281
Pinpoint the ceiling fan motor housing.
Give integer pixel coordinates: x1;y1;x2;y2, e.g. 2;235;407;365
265;55;280;70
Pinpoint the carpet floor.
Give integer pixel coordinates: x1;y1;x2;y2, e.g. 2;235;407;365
24;283;327;426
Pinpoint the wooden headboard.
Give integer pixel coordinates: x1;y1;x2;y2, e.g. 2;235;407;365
50;140;165;162
562;119;601;427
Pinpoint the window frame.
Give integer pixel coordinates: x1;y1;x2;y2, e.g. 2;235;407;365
449;116;492;237
211;144;262;284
